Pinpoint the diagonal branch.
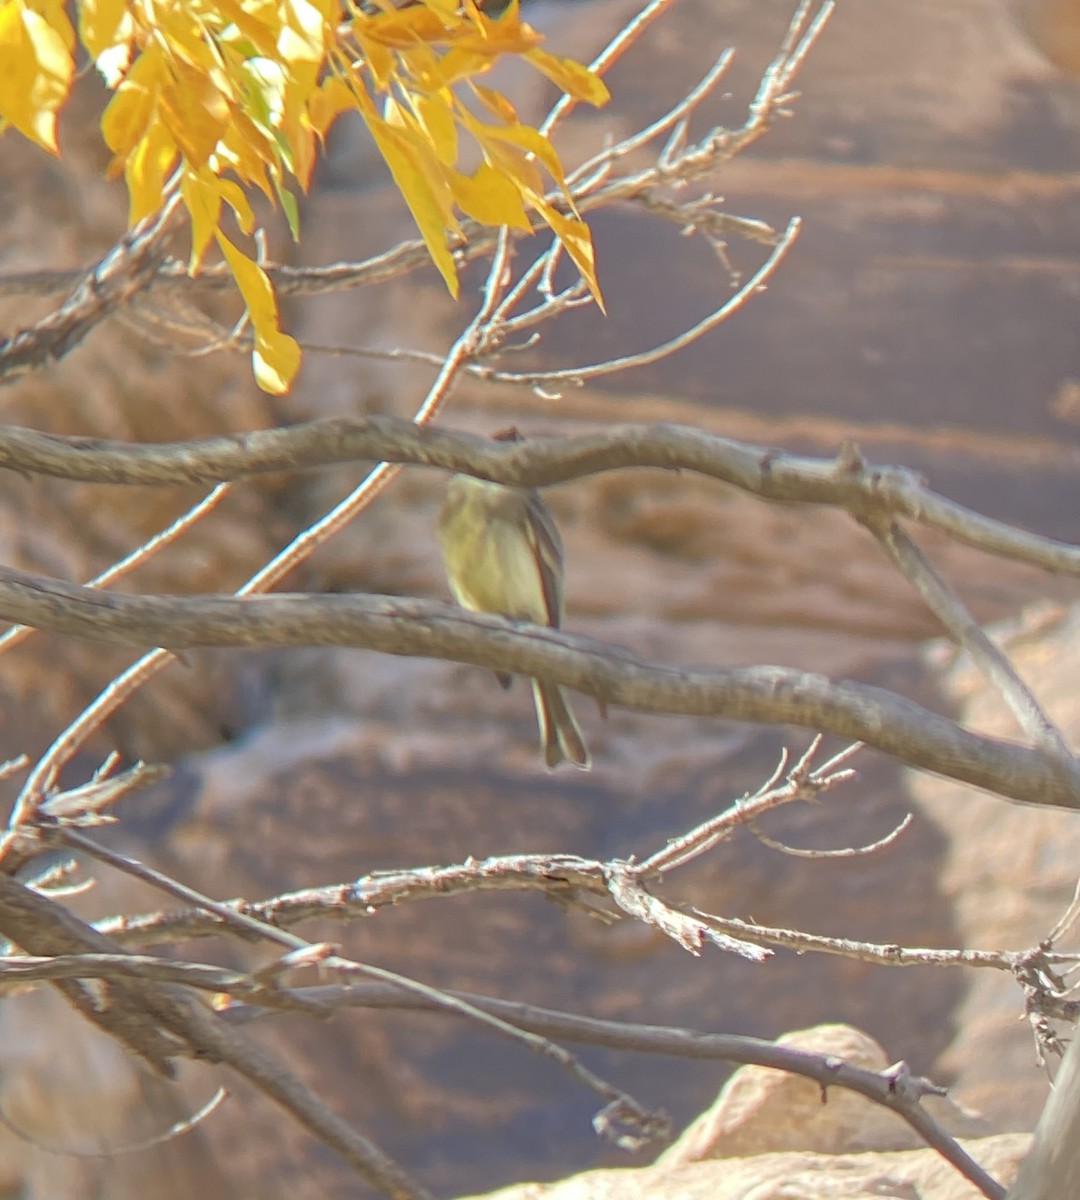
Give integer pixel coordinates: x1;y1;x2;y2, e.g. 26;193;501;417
0;195;185;385
0;871;433;1200
861;513;1074;764
53;829;669;1151
215;983;1005;1200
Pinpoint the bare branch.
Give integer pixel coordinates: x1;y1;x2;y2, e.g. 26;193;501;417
691;910;1015;972
93;854;608;948
1005;1020;1080;1200
604;861;768;960
862;512;1074;763
218;981;1004;1200
637;736;860;876
55;830;670;1150
0;871;435;1200
0;194;185;384
1;418;1076;583
84;844;1029;978
0;484;230;658
0;566;1074;809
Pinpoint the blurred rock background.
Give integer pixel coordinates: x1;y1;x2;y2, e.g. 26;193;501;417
2;0;1080;1197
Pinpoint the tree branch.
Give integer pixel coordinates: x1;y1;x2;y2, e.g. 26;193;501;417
217;981;1005;1200
0;872;434;1200
0;564;1076;808
0;195;185;385
1;417;1076;578
861;513;1073;762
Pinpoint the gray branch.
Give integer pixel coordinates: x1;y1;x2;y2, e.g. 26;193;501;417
0;563;1078;809
0;417;1078;577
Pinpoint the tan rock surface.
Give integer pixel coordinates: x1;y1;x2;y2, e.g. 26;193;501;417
464;1138;1030;1200
463;1136;1030;1200
658;1025;988;1165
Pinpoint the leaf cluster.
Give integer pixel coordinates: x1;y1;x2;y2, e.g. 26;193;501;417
0;0;608;390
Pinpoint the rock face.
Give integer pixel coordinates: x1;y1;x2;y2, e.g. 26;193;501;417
2;1;1080;1199
656;1025;990;1164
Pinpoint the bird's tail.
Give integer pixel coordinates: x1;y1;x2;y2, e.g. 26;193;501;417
532;679;591;770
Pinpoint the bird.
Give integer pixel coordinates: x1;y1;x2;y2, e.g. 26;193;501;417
437;456;590;771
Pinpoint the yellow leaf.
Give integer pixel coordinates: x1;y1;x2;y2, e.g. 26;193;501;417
460;113;543;196
359;6;448;49
308;73;354;139
449;162;529;228
302;0;340;21
181;166;221;270
101;42;163;155
216;176;255;233
212;0;278;57
363;110;459;296
352;31;393;89
78;0;128;60
159;56;231;168
0;5;42;143
216;231;300;394
279;0;325;64
470;81;517;125
217;110;274;197
430;46;494;87
279;81;318;188
524;47;609;106
31;0;74;43
537;200;604;311
415;0;458;20
463;4;541;54
124;116;178;223
150;1;212;69
383;93;405;128
0;1;74;152
242;55;287;130
413;89;457;165
475;118;566;190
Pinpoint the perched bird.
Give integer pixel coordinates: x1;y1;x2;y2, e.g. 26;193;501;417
438;461;590;771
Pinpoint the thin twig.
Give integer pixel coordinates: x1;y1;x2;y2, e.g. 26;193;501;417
58;829;666;1143
0;1086;227;1159
539;0;681;138
638;736;860;876
749;810;914;858
0;485;230;657
566;49;736;186
485;216;801;384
